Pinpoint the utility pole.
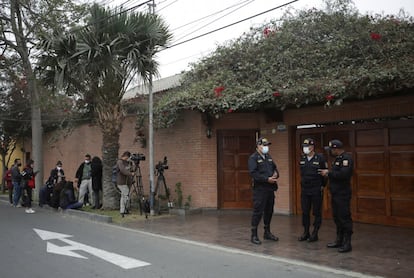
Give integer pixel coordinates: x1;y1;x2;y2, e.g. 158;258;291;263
148;0;155;215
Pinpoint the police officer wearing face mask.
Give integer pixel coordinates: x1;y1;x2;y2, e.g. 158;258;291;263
248;137;279;245
319;139;354;253
298;138;328;242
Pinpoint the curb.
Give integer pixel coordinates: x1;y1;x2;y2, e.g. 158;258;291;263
0;195;112;223
62;208;112;223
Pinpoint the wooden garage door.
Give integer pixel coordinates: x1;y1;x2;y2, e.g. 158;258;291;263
217;130;257;209
296;119;414;227
354;121;414;227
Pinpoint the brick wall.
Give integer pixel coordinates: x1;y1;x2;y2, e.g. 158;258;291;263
35;110;293;213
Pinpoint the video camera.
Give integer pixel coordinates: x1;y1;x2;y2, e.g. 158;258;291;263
129;153;146;164
156;156;168;173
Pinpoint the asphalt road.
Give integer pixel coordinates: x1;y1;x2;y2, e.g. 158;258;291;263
0;201;357;278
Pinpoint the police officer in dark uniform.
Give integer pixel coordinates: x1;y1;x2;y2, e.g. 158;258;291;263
248;137;279;245
298;138;328;242
319;139;354;253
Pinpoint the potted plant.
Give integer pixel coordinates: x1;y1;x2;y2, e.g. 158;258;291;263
169;182;201;216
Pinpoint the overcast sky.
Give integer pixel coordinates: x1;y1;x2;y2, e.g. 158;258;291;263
108;0;414;80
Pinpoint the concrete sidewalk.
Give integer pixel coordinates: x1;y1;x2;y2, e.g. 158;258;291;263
121;210;413;278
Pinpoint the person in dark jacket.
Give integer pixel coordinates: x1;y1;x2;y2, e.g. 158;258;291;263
21;159;38;213
248;137;280;245
91;156;103;209
75;154;93;207
50;180;65;209
39;161;65;207
319;139;354;253
60;181;83;210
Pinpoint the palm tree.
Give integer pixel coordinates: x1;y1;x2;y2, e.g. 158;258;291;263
40;4;172;208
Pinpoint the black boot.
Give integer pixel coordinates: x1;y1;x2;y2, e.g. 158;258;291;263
338;233;352;253
298;227;310;241
264;226;279;241
327;232;343;248
251;227;261;245
308;227;319;242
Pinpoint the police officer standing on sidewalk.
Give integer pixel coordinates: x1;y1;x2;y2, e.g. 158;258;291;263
298;138;328;242
248;137;279;245
319;139;354;253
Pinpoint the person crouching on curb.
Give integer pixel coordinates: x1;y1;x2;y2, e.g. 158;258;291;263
248;137;280;245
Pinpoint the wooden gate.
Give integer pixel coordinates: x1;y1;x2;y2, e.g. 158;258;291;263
295;119;414;227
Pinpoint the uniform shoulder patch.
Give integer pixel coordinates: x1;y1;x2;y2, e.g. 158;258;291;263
343;160;349;166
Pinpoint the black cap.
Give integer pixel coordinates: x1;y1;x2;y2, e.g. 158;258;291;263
257;137;271;146
325;139;343;150
56;160;63;166
302;138;315;146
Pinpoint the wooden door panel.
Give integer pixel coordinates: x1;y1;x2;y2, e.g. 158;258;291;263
356;174;386;194
356;152;385;171
356;197;386;215
218;130;257;209
391;176;414;194
356;129;384;146
391;199;414;218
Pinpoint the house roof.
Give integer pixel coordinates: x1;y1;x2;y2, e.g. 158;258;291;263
123;73;183;100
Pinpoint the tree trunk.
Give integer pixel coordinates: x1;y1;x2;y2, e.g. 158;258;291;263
101;131;120;209
99;103;123;209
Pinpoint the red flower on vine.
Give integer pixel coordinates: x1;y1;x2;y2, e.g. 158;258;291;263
326;94;334;101
263;27;271;37
370;32;382;41
214;86;225;97
227;108;234;113
272;91;281;97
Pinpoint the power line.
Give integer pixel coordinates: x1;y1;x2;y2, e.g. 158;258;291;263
165;0;299;49
172;0;255;45
171;0;253;32
71;0;152;33
157;0;179;12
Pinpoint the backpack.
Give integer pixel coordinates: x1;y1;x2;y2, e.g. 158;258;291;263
112;163;119;184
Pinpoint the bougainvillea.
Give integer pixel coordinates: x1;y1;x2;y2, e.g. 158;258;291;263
154;0;414;128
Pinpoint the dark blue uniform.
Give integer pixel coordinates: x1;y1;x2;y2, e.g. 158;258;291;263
299;153;327;234
328;152;354;247
248;151;279;228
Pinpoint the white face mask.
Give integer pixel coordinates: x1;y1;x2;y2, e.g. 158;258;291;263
57;166;62;170
303;147;311;155
262;146;269;154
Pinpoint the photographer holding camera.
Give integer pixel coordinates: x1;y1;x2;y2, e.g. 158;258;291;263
116;151;135;216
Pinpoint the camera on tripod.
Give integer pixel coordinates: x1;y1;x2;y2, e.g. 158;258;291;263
129;153;146;164
156;156;168;172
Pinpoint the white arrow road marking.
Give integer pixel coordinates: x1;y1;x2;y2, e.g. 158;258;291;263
34;228;150;269
47;242;88;259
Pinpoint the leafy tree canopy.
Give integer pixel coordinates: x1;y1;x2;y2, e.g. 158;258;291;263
154;0;414;128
